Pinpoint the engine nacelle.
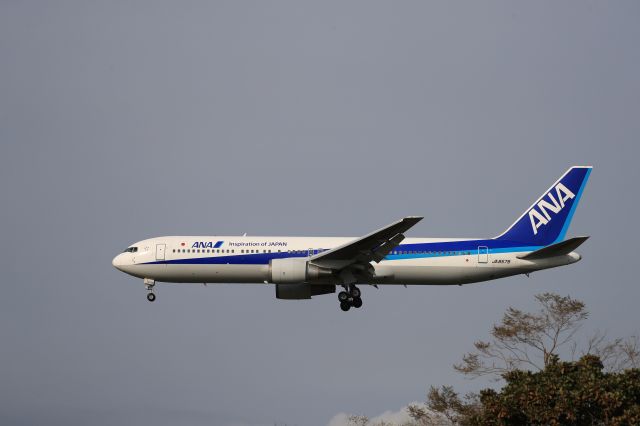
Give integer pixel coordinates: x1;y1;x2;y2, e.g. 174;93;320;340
269;258;333;284
275;283;336;300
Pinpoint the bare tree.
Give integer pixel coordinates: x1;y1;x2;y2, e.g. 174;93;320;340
406;402;453;425
406;404;432;425
424;387;481;426
454;293;588;378
454;293;639;379
575;332;640;372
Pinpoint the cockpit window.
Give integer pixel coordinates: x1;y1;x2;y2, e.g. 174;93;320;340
123;247;138;253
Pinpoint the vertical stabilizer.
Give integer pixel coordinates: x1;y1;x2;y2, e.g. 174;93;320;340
495;166;592;246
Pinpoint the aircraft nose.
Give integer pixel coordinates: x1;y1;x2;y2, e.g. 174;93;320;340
112;253;126;271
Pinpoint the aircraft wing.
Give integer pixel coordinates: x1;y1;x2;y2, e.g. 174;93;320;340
309;216;423;270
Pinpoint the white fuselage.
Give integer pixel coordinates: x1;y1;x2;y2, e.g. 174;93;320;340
112;235;580;286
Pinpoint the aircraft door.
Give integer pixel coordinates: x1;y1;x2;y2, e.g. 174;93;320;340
156;244;166;261
478;246;489;264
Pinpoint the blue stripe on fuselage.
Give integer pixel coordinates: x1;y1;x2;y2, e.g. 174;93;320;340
143;239;543;265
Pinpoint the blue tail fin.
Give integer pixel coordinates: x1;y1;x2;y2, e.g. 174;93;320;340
495;166;592;246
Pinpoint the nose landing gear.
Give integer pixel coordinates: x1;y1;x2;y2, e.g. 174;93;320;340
338;285;362;311
144;278;156;302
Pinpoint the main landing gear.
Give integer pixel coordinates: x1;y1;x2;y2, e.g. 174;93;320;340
338;285;362;311
144;278;156;302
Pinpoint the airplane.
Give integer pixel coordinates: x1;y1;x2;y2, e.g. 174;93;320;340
112;166;592;311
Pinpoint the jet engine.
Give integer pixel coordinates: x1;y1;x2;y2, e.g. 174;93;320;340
269;258;333;284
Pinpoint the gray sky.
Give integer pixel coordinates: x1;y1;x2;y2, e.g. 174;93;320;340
1;1;639;425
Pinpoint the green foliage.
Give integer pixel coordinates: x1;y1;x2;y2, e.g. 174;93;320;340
431;355;640;425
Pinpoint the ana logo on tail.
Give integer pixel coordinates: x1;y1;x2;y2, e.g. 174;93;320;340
528;183;575;235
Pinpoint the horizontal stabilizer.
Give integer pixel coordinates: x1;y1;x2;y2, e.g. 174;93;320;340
517;236;589;260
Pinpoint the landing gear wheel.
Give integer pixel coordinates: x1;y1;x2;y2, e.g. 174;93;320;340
349;286;361;298
146;292;156;302
352;297;363;308
338;291;349;302
340;301;351;311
